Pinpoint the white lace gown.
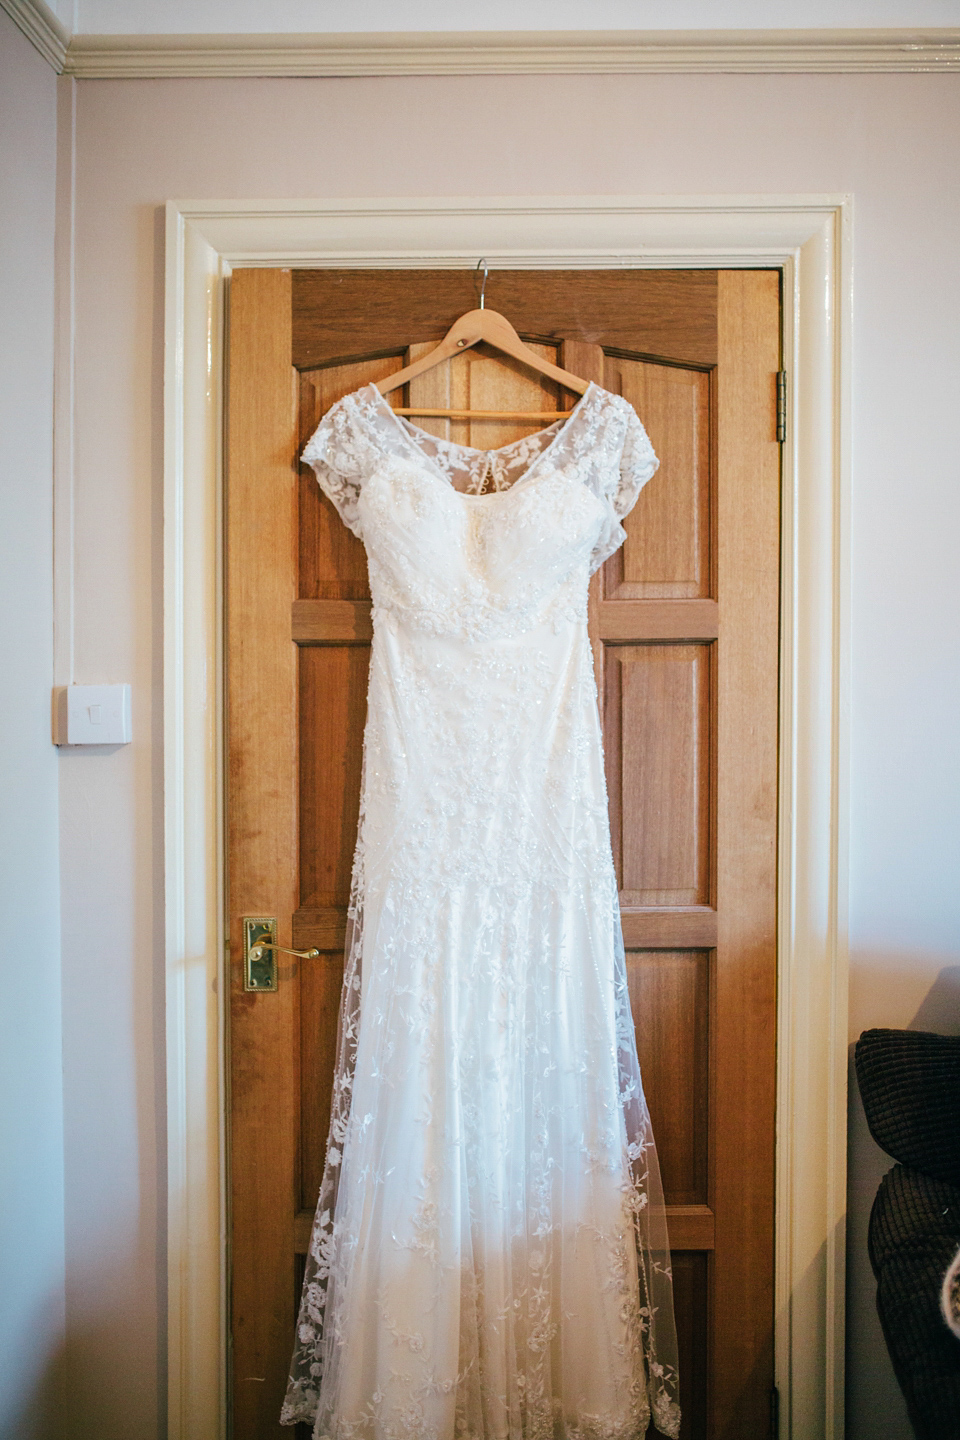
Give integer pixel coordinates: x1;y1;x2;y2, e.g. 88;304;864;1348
281;382;681;1440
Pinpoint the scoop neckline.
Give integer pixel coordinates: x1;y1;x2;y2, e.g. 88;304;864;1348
366;381;596;500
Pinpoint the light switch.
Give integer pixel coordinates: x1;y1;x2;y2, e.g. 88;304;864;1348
53;685;132;746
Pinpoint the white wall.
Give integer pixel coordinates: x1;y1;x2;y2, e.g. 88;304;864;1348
71;0;960;35
0;11;66;1440
58;67;960;1440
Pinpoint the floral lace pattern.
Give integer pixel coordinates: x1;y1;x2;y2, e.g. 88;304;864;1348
283;383;680;1439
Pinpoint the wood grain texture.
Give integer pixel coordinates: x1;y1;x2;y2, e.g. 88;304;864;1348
293;907;348;951
712;270;780;1437
620;907;718;949
605;359;711;601
597;600;718;642
629;951;709;1206
605;645;712;907
293;598;374;644
672;1253;710;1440
227;268;298;1439
299;952;344;1212
292;269;718;371
298;646;368;908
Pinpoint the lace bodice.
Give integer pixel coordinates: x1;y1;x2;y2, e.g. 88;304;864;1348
302;383;657;642
283;382;680;1440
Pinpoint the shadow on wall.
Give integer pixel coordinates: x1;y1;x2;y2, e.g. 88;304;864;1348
0;1345;66;1440
909;967;960;1036
5;1262;168;1440
846;960;960;1440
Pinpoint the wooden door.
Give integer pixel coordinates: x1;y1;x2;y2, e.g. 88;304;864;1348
227;268;780;1440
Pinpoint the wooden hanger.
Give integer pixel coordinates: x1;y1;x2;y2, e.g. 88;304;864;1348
376;261;589;423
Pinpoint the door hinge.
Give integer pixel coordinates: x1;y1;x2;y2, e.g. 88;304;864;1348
776;370;787;444
770;1384;780;1438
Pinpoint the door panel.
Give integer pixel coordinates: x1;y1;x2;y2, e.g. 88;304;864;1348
227;268;779;1440
627;949;710;1208
605;362;711;601
290;269;718;370
606;644;712;908
297;645;367;907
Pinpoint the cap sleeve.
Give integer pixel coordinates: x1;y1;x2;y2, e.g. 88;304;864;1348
588;400;659;574
616;404;659;518
301;393;378;539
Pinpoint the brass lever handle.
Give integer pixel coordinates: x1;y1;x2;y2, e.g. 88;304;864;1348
242;915;317;993
249;942;320;961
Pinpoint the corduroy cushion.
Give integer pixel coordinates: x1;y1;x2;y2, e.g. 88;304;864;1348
868;1164;960;1440
856;1029;960;1186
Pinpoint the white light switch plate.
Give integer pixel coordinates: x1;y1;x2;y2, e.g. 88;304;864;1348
53;685;132;746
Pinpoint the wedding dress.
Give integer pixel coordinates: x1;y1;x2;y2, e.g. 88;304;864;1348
281;381;681;1440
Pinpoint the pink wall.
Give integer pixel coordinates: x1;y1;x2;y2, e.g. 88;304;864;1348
63;69;960;1439
0;11;65;1439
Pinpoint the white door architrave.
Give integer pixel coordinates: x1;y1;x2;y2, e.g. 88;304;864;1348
163;194;851;1440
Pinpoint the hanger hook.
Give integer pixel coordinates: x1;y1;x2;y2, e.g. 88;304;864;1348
476;257;489;310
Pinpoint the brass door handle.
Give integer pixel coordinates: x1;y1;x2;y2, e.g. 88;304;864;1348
242;915;319;992
249;941;320;961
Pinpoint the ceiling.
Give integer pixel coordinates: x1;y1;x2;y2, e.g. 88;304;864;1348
7;0;959;76
42;0;960;38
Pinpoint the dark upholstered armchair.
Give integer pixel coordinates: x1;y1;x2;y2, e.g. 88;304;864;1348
855;1029;960;1440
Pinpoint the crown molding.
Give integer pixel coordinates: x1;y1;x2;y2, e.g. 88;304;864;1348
6;10;958;79
63;27;960;79
1;0;68;71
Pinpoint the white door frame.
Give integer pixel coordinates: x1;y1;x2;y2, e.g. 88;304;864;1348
163;194;851;1440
